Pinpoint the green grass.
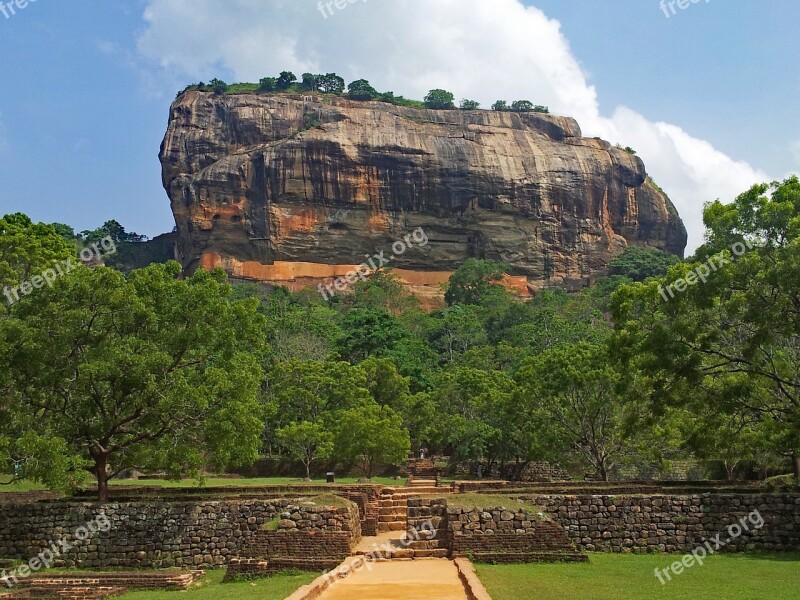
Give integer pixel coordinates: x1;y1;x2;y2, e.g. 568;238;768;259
0;475;404;494
118;570;314;600
477;553;800;600
108;476;401;488
424;493;544;514
0;476;48;492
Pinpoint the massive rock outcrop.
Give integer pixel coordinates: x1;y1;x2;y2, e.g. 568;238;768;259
160;91;686;302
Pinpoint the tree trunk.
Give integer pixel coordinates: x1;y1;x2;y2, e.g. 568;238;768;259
793;454;800;479
94;453;110;503
304;459;312;480
598;459;609;482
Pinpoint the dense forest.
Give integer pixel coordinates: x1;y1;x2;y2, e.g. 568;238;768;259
1;178;798;500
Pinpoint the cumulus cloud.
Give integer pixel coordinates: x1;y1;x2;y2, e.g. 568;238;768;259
137;0;770;252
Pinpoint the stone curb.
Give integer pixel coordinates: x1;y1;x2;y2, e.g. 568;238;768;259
283;556;360;600
454;557;493;600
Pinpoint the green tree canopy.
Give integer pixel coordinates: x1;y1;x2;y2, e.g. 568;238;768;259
612;177;800;477
444;259;512;307
607;247;681;282
1;213;75;294
516;342;631;480
276;71;297;90
0;262;267;500
276;421;333;480
334;403;410;479
347;79;379;101
424;89;456;109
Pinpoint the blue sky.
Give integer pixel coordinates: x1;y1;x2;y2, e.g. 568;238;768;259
0;0;797;250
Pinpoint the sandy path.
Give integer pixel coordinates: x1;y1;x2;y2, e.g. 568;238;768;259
317;559;469;600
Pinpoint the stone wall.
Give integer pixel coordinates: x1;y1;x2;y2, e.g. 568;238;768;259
445;505;583;563
0;498;360;570
524;493;800;553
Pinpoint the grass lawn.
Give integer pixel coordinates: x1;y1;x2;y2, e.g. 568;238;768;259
477;553;800;600
423;493;543;514
119;570;315;600
0;475;403;493
108;476;402;488
0;476;48;492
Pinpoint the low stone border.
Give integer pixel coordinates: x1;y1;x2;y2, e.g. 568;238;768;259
454;558;493;600
283;556;359;600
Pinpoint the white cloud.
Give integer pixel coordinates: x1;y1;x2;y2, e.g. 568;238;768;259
137;0;771;252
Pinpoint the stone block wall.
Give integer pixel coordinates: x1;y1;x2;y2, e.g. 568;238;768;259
524;493;800;553
446;506;579;561
0;498;359;570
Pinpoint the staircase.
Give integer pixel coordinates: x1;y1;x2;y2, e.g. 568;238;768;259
375;489;409;533
406;459;440;488
403;497;450;558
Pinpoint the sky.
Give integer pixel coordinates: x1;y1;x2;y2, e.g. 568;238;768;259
0;0;798;252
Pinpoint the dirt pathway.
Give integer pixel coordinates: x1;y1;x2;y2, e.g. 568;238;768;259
317;559;469;600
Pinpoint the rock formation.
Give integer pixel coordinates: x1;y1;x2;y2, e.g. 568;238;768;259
160;91;686;302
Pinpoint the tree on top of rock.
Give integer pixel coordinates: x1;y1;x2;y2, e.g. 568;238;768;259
424;89;456;109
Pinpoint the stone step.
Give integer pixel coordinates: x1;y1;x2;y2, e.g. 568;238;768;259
411;549;449;558
378;513;408;530
379;507;408;516
405;540;444;550
377;521;408;532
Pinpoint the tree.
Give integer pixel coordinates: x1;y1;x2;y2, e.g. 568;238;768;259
516;342;630;480
276;71;297;90
346;270;419;314
424;89;455;110
607;247;681;282
50;223;78;242
532;105;550;114
317;73;345;95
335;403;410;479
336;308;409;362
82;220;146;244
510;100;534;112
301;73;319;92
259;77;278;92
491;100;509;112
0;262;267;501
209;78;228;95
276;421;333;480
612;177;800;478
460;99;480;110
262;359;373;438
444;259;512;307
429;368;516;471
430;304;488;363
361;357;410;412
347;79;379;101
0;213;75;294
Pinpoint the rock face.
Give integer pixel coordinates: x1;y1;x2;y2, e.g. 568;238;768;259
160;91;686;300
